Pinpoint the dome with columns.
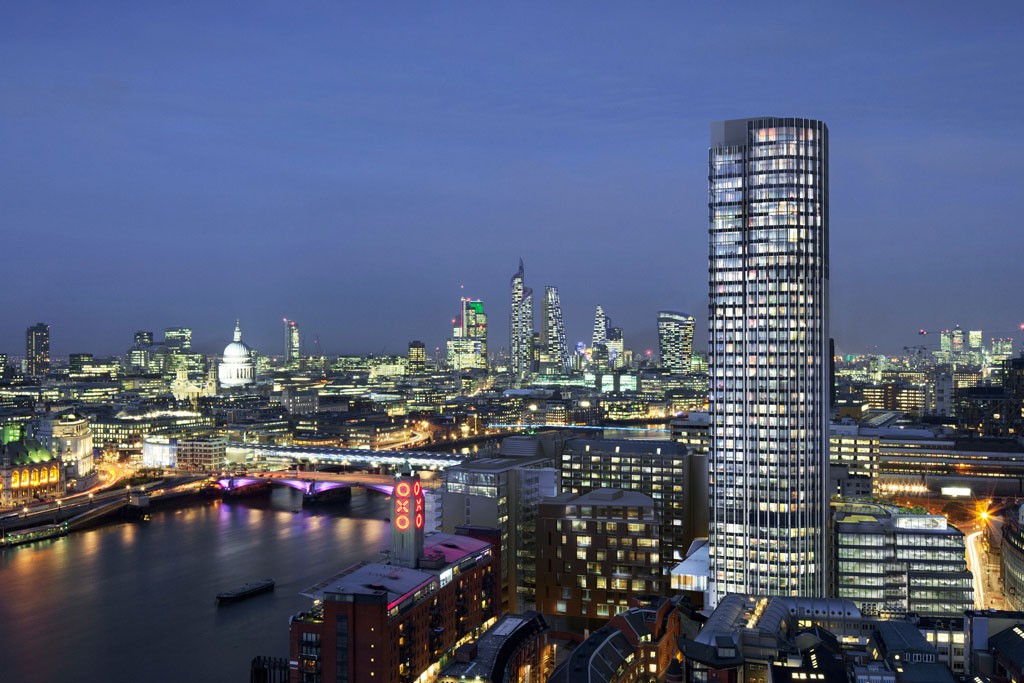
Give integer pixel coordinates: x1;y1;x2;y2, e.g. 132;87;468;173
218;321;255;388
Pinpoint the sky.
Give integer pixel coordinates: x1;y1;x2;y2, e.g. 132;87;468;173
2;2;1023;359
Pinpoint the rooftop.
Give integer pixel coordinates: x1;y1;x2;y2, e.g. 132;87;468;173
301;532;491;609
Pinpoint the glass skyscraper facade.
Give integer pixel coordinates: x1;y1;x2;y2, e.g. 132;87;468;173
510;259;533;384
707;117;830;606
540;285;570;374
25;322;50;376
657;310;695;373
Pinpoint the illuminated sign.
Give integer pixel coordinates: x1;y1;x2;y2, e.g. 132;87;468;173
394;478;425;532
941;486;972;498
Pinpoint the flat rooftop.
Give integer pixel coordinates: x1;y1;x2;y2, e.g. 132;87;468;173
301;532;491;609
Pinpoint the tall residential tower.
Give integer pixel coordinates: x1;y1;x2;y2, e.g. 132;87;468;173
510;260;534;384
708;117;830;606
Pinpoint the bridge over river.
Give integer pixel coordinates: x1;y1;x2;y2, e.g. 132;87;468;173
213;470;442;497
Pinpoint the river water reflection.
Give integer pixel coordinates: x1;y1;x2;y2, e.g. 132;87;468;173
0;487;391;682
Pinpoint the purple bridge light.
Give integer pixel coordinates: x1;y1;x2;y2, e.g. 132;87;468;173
216;477;394;497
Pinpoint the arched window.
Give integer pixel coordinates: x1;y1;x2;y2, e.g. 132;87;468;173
30;469;39;486
20;470;29;487
50;465;59;482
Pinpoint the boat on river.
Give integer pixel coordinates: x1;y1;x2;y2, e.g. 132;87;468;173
216;579;275;604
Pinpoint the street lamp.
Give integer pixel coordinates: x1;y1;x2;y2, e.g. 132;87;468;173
88;493;94;508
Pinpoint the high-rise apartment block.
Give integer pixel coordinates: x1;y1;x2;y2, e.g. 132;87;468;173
535;489;661;628
25;323;50;376
510;259;534;384
559;439;707;573
708;117;830;606
657;310;695;373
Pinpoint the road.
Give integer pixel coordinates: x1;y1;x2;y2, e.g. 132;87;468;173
965;530;986;608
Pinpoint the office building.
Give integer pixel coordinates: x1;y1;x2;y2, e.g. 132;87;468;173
447;298;488;371
540;286;569;375
34;413;95;479
510;259;534;384
1001;503;1024;611
164;327;192;352
708;117;830;605
0;426;66;508
592;305;608;349
284;319;300;368
606;327;624;369
833;503;973;618
176;437;227;470
25;323;50;376
657;311;695;374
441;435;561;612
407;340;426;374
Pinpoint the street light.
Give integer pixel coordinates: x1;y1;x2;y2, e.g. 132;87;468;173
88;493;94;508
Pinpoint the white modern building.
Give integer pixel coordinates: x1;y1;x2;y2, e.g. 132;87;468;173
707;117;830;606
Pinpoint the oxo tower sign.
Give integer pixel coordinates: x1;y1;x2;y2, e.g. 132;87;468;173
394;478;425;531
390;468;425;568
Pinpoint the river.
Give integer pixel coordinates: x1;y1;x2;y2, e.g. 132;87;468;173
0;488;391;682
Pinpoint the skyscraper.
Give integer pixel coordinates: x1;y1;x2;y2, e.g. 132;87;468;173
284;319;300;368
657;311;695;373
164;327;192;352
26;323;50;376
540;286;569;374
510;259;534;384
408;340;426;374
708;117;830;606
447;297;488;370
606;326;624;369
592;305;608;348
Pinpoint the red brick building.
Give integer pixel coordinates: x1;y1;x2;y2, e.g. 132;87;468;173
288;531;500;683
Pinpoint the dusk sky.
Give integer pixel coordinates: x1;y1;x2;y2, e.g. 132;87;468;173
3;2;1022;359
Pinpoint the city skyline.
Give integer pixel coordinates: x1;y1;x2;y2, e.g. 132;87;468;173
4;4;1024;357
